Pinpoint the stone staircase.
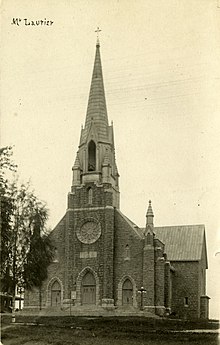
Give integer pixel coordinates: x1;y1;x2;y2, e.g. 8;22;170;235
33;305;159;318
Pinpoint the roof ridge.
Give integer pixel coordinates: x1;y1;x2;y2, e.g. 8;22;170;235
116;210;143;239
154;224;205;228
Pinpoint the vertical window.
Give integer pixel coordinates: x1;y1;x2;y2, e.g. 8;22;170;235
146;232;151;245
125;244;130;260
184;297;189;306
88;141;96;171
88;187;93;204
53;248;59;263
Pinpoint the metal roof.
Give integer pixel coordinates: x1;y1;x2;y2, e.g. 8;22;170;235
154;224;206;262
118;215;207;264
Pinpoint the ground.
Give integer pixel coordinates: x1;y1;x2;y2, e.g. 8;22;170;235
1;315;219;345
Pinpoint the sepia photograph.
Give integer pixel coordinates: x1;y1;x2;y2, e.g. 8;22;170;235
1;0;220;344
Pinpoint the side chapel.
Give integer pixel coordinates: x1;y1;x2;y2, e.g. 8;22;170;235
24;38;210;319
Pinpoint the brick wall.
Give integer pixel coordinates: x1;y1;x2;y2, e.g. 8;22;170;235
171;261;200;319
68;182;114;209
114;210;143;307
65;181;116;305
164;261;172;309
143;245;155;307
67;206;115;305
200;296;210;319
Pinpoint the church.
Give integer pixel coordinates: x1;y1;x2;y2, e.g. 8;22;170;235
24;38;210;320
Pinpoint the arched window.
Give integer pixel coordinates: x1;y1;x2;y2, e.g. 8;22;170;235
88;141;96;171
88;187;93;204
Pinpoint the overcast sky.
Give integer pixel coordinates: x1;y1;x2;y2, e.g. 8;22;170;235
2;0;220;319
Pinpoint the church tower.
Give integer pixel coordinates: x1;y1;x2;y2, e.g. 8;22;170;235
70;39;119;208
65;38;119;308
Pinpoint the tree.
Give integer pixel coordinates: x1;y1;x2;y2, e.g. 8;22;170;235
23;208;54;309
0;147;17;300
0;147;54;314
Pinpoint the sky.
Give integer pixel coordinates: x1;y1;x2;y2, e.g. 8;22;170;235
1;0;220;319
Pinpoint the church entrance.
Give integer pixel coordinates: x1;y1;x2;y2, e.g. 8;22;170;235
51;281;61;306
122;279;133;306
82;272;96;305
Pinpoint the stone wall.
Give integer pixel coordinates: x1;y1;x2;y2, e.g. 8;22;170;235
171;261;200;319
114;210;143;308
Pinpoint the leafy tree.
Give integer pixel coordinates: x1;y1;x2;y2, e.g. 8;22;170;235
0;146;17;297
23;207;54;309
0;147;54;312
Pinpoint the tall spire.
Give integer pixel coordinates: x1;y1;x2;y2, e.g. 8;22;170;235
81;37;109;143
71;37;120;207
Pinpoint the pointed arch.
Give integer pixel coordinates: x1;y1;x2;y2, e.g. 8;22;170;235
88;140;96;171
122;279;133;306
75;267;100;306
46;276;64;307
117;275;137;307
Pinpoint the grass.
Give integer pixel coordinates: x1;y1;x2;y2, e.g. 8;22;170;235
1;315;219;345
1;324;219;345
1;314;219;330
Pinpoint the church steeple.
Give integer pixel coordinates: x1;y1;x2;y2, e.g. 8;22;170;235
71;38;120;208
80;40;109;145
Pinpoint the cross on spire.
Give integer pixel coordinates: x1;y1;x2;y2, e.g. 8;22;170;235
95;27;102;45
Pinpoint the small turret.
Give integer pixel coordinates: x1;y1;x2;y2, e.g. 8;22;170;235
72;153;81;187
144;200;154;246
146;200;154;226
102;149;111;183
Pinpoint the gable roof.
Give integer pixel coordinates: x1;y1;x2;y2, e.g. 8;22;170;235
153;224;207;265
116;210;143;239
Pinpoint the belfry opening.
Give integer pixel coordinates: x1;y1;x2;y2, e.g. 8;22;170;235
88;140;96;171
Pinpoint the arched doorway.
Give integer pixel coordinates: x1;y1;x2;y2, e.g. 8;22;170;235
51;280;61;306
82;271;96;305
122;279;133;306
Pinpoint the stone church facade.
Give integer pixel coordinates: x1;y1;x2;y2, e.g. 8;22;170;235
24;40;210;319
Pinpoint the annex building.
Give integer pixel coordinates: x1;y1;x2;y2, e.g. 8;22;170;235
24;39;210;319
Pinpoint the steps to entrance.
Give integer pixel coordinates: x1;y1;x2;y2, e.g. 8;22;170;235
31;306;159;318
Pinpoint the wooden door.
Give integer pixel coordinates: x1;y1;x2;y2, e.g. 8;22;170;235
82;272;96;305
51;281;61;306
51;290;61;306
122;279;133;306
